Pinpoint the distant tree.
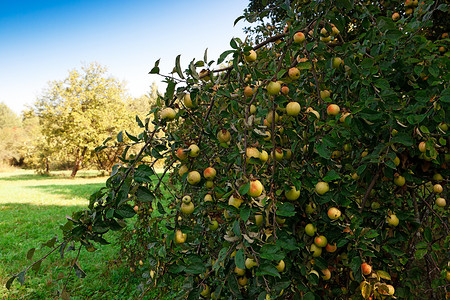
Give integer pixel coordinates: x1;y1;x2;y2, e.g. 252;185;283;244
0;103;24;165
0;102;20;129
33;63;133;177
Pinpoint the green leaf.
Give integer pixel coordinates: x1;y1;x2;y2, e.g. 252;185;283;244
323;169;341;182
26;248;36;260
218;50;235;65
157;202;166;215
6;276;16;290
260;244;285;261
17;271;26;286
239;182;250;195
233;15;245;26
125;131;139;142
415;248;427;260
256;262;281;278
407;114;426;125
230;38;238;49
116;131;123;143
316;142;331;159
232;220;241;237
175;54;185;79
277;202;296;217
391;133;414;147
235;249;245;269
115;204;136;219
31;260;42;273
189;60;199;80
149;59;160;74
135;115;144;128
240;206;250;221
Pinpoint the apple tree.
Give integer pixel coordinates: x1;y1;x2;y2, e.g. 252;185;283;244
7;0;449;299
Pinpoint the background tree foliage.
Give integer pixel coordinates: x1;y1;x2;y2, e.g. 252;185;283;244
8;0;449;299
32;63;135;176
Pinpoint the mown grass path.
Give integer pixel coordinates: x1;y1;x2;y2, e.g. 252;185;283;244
0;170;142;299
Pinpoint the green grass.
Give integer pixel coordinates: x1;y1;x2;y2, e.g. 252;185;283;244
0;170;145;299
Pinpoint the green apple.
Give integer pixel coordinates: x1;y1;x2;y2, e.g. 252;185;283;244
285;186;300;200
175;230;187;244
160;107;176;120
267;81;281;95
305;223;316;236
286;102;301;116
217;129;231;143
209;220;219;231
188;144;200;157
181;201;194;215
332;57;343;69
305;202;317;214
187;171;201;185
315;181;329;195
387;214;399;227
245;258;257;269
310;244;322;257
394;175;406;187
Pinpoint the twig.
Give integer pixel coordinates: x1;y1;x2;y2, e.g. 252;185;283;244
359;168;380;213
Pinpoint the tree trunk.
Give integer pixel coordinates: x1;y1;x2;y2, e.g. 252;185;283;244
71;147;87;177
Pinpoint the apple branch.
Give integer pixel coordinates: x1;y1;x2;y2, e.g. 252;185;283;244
359;168;381;213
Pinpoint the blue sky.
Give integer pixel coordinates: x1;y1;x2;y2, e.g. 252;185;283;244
0;0;249;114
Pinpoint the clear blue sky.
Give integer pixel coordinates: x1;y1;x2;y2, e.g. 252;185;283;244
0;0;249;114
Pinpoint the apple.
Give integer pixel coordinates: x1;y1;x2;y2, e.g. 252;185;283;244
273;148;284;161
433;173;443;181
320;36;331;43
266;110;279;124
245;258;257;269
332;57;343;69
199;69;210;81
204;194;213;202
281;86;289;95
327;104;340;116
320;27;328;36
438;123;448;131
321;269;331;280
435;197;446;207
176;148;188;161
188;144;200;157
238;276;248;286
181;201;194;215
315;181;330;195
178;164;188;176
205;180;214;189
245;50;257;62
244;86;254;98
331;26;340;36
310;244;322;257
203;167;217;180
361;263;372;275
305;223;316;236
276;216;286;224
209;220;219;231
343;143;352;152
314;235;328;248
394;175;406;187
160;107;176;120
250;104;257;114
392;12;400;21
325;243;337;253
339;112;350;123
285;186;300;200
433;184;443;194
248;180;263;197
320;90;331;100
217;129;231;143
255;214;263;226
371;202;381;210
246;147;260;162
393;156;400;167
234;266;245;276
200;284;210;297
288;67;300;80
267;81;281;95
418;141;426;152
286;102;301;116
183;93;196;108
327;207;341;220
182;195;192;204
306;202;317;214
293;31;305;43
175;230;187;244
405;8;413;15
228;195;243;208
187;171;201;185
133;205;139;213
387;214;399;227
276;260;285;272
446;270;450;281
260;150;269;162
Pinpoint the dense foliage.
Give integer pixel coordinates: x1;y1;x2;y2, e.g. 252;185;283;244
8;1;449;299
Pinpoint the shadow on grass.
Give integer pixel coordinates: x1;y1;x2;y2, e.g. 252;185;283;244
26;183;106;200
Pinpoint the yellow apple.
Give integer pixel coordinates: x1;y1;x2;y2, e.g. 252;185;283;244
238;276;248;286
187;171;201;185
315;181;329;195
293;31;305;43
285;186;300;200
387;214;399;227
160;107;176;120
418;141;426;152
320;90;331;100
305;223;316;236
394;175;406;187
246;147;260;162
435;197;446;207
175;230;187;244
217;129;231;143
433;184;443;194
327;207;341;220
228;195;243;209
183;93;196;108
288;67;300;80
204;194;213;202
188;144;200;157
310;244;322;257
234;266;245;276
276;260;285;272
267;81;281;95
286;102;301;116
245;50;257;62
260;150;269;162
178;164;188;176
181;201;194;215
266;110;279;124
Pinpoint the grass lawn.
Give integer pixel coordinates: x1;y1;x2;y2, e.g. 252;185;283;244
0;169;146;299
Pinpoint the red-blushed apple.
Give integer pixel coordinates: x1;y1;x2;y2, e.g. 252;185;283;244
327;104;340;116
286;102;301;116
187;171;201;185
285;186;300;200
288;67;300;80
293;31;305;43
247;180;263;197
266;81;281;95
176;148;188;161
217;129;231;143
327;207;341;220
281;86;289;95
321;269;331;280
245;50;257;62
387;214;399;227
188;144;200;157
325;243;337;253
392;12;400;21
203;167;217;180
314;235;328;247
361;262;372;275
244;86;254;98
160;107;176;120
315;181;329;195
